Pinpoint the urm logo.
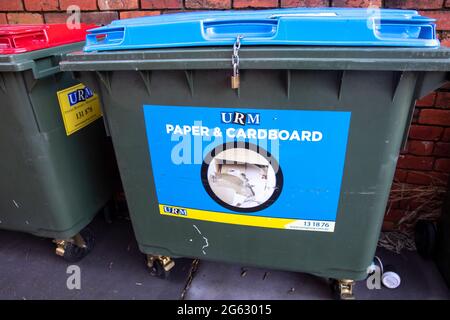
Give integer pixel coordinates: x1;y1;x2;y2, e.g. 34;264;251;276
163;206;187;216
221;112;260;126
68;87;94;106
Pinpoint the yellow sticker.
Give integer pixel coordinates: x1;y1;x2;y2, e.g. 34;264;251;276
57;83;102;136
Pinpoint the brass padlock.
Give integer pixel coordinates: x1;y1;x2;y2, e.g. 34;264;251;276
231;74;240;89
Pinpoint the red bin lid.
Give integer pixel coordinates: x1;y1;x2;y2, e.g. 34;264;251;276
0;24;95;54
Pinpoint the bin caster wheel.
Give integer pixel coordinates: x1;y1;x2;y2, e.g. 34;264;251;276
330;279;355;300
415;220;437;259
146;255;175;279
54;228;95;263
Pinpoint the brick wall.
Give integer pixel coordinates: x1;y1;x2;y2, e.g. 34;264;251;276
1;1;449;230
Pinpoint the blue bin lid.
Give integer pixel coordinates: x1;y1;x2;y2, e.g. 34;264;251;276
84;8;440;52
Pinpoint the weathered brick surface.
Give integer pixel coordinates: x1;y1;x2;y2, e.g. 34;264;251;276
141;0;183;9
60;0;97;11
332;0;382;7
405;140;434;156
408;125;443;141
44;12;68;23
436;92;450;108
80;11;118;24
7;12;43;23
435;158;450;172
0;0;23;11
416;93;437;107
234;0;279;8
419;10;450;30
419;109;450;126
185;0;231;9
398;155;435;170
434;142;450;156
385;0;444;9
281;0;329;7
119;10;161;19
23;0;58;11
98;0;138;10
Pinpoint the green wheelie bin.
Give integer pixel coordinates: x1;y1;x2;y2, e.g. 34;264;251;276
0;24;113;262
61;8;450;298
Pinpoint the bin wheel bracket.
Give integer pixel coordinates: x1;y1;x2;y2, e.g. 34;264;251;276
53;228;94;262
146;254;175;279
331;279;355;300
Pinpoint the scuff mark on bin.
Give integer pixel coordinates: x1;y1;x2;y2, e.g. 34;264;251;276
12;200;19;208
193;224;209;255
358;192;375;195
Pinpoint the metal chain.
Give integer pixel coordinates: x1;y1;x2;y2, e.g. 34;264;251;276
232;35;243;76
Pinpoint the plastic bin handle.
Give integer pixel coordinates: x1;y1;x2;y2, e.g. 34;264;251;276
203;19;278;40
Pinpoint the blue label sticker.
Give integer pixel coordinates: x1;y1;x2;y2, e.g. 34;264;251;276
144;105;351;232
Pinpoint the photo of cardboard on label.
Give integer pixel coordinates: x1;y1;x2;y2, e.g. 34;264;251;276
206;148;278;210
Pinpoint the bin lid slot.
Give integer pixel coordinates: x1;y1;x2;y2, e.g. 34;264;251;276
0;24;95;54
83;8;440;52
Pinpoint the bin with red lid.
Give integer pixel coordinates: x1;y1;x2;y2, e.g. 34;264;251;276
0;24;114;262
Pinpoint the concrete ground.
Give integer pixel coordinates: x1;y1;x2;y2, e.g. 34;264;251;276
0;215;448;300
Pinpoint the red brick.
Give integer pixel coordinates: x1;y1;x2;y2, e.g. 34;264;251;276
384;209;407;223
382;220;397;232
435;158;450;172
439;31;450;45
420;11;450;31
394;168;408;182
0;13;7;24
409;125;443;141
442;37;450;48
120;10;161;19
406;171;449;186
442;128;450;141
281;0;329;7
416;92;436;107
405;140;434;156
0;0;23;11
60;0;97;11
385;0;444;9
44;13;68;24
81;11;119;25
332;0;382;7
7;13;44;24
398;198;425;211
436;92;450;108
412;108;420;124
185;0;231;9
234;0;279;8
388;201;400;210
434;142;450;157
419;109;450;126
24;0;58;11
98;0;138;10
141;0;183;9
397;155;434;170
